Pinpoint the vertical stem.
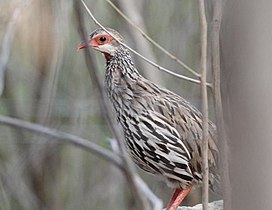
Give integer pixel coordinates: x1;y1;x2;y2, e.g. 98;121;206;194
198;0;209;210
0;0;33;95
211;0;232;209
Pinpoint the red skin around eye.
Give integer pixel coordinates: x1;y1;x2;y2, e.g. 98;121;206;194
90;35;113;46
77;34;113;50
89;39;99;47
89;35;113;60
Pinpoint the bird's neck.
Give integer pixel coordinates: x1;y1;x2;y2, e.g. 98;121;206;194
104;47;141;110
105;47;140;90
105;47;140;78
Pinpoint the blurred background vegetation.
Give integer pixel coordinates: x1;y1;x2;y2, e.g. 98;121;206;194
0;0;215;209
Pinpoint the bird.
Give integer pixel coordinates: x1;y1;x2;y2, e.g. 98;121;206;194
78;28;220;210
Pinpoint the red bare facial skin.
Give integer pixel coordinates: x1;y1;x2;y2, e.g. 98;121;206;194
92;34;112;46
77;34;113;60
78;34;113;50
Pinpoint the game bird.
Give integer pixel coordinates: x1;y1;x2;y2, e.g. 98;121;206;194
78;28;219;210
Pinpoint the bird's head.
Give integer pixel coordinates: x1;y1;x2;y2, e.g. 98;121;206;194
78;28;124;59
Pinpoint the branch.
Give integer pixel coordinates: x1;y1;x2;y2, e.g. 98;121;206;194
0;0;33;95
80;0;213;88
198;0;209;210
106;0;200;78
211;0;231;209
0;115;124;169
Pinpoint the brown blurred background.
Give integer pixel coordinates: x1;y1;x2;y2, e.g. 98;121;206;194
0;0;217;209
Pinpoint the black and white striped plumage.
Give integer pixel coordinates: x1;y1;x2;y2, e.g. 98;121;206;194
82;28;219;191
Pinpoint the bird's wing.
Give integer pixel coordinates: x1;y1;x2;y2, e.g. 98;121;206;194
130;79;218;182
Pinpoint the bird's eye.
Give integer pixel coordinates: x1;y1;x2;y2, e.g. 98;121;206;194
99;36;107;42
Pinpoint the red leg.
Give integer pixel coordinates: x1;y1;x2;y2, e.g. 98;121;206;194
166;186;193;210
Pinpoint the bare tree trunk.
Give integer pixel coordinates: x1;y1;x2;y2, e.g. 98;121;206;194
221;1;272;209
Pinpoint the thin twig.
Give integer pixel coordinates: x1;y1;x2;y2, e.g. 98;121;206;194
0;115;124;169
198;0;209;210
114;0;163;84
74;1;151;209
106;0;200;78
211;0;231;209
0;0;33;95
80;0;213;88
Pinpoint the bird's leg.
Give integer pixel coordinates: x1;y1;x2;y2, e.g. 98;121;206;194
166;186;192;210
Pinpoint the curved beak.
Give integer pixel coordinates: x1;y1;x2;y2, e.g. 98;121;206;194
77;39;98;51
77;40;88;51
